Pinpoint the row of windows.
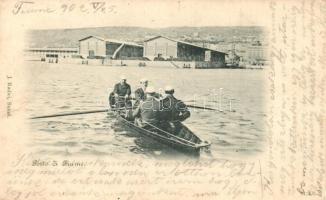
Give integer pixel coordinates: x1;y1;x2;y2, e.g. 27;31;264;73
27;50;78;53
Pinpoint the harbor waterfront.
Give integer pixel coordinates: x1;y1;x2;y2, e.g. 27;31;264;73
27;61;266;159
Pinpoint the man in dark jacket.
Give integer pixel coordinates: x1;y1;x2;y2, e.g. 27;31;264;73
160;86;190;122
133;86;161;127
113;75;131;98
109;75;131;108
159;86;190;134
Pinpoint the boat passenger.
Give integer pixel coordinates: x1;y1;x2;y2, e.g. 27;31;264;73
113;75;131;98
160;86;190;122
109;75;132;108
133;86;161;127
135;78;148;99
133;78;148;108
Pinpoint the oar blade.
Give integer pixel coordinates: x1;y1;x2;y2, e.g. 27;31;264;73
30;109;109;119
187;104;217;111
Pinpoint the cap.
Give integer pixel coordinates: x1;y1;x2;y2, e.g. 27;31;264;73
145;86;155;94
164;85;174;92
120;75;127;80
140;78;148;83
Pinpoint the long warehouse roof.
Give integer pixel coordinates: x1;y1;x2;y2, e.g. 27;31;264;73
144;35;227;55
79;36;143;47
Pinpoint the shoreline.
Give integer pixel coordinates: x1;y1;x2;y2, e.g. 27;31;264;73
24;59;266;70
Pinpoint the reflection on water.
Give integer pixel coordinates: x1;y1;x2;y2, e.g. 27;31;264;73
27;61;266;159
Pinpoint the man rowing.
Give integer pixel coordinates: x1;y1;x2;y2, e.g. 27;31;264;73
132;86;161;127
160;86;190;130
109;75;132;108
133;78;148;108
114;75;131;98
134;78;162;106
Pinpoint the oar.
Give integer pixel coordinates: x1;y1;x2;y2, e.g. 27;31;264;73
30;97;218;119
186;104;217;111
29;107;125;119
183;99;218;111
120;96;218;111
129;96;218;111
30;104;217;119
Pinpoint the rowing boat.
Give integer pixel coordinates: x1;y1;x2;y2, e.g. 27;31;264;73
114;111;211;155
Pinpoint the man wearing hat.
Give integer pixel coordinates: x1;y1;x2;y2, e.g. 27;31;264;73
109;75;131;108
160;86;190;122
133;78;148;108
113;75;131;98
134;78;148;101
133;86;161;127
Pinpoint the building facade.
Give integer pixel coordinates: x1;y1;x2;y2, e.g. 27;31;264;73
143;36;226;67
246;41;267;65
79;36;143;59
24;47;79;60
144;36;178;59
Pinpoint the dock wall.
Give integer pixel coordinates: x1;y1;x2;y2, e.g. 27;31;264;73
29;57;226;68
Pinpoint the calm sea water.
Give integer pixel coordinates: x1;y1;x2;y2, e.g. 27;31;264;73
26;61;266;159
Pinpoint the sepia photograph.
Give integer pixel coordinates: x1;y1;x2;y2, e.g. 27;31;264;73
26;26;267;159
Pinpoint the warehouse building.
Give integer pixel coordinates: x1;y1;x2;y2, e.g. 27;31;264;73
79;36;143;59
246;41;267;65
24;47;79;62
143;36;226;67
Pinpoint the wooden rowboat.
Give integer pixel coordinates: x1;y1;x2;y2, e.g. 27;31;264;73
114;111;211;155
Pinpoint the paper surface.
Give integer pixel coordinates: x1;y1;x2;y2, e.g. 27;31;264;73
0;0;325;199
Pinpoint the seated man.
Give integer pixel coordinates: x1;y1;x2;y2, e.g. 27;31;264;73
133;78;148;108
109;75;132;108
132;86;161;127
160;86;191;122
160;86;191;132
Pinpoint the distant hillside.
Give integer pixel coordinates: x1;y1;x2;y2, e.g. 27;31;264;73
26;26;266;48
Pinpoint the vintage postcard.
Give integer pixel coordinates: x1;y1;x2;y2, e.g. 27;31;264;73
0;0;325;199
